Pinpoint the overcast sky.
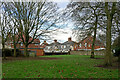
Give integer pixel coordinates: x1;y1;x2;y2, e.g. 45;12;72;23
42;1;77;44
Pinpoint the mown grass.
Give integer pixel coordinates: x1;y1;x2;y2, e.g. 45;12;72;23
0;62;2;79
2;55;118;78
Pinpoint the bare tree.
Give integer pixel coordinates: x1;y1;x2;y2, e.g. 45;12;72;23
63;2;119;62
4;1;60;57
104;2;117;66
9;19;20;57
0;3;12;59
65;2;106;58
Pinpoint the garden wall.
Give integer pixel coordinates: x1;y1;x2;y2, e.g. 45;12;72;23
70;50;105;55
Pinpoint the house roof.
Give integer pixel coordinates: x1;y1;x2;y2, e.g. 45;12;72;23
8;34;40;44
41;41;48;45
79;36;93;43
18;38;40;43
62;41;77;45
48;42;61;46
29;38;40;43
79;35;104;46
40;41;48;48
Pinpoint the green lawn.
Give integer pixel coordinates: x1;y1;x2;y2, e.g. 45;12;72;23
2;55;118;78
0;62;2;79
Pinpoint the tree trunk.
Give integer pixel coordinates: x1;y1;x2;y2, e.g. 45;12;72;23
104;2;113;66
13;34;17;57
24;45;28;57
2;44;6;60
13;27;17;57
118;33;120;71
90;15;97;58
118;34;120;63
2;31;6;59
13;43;17;57
104;15;112;66
118;54;120;62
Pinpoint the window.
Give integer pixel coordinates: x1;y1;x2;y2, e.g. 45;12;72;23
89;44;90;47
75;45;77;48
79;43;81;47
61;45;64;48
47;46;50;49
54;46;58;49
85;43;87;47
70;46;73;50
21;43;23;46
64;45;66;48
35;44;39;46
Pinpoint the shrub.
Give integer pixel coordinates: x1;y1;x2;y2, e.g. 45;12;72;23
2;49;22;57
11;49;22;57
2;49;12;57
113;48;120;57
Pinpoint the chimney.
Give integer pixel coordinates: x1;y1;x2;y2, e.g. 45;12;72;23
44;40;46;43
68;37;72;41
43;40;48;45
54;39;57;43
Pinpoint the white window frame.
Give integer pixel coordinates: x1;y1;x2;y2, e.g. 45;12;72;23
85;43;87;47
35;43;39;46
54;46;58;49
70;46;74;50
21;43;23;46
89;44;91;47
75;45;76;48
79;43;81;47
47;46;50;49
64;45;66;48
61;45;64;48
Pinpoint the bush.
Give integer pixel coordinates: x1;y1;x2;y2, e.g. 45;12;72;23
113;48;120;57
2;49;22;57
11;49;22;57
2;49;12;57
112;35;120;57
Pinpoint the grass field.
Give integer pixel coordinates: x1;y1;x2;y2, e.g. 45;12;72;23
2;55;118;78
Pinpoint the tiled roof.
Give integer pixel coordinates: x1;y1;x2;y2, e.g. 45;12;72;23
48;42;61;46
79;35;104;46
17;35;40;43
62;41;77;45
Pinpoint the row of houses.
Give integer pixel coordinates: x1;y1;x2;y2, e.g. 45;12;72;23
44;38;77;53
3;35;105;56
43;37;105;53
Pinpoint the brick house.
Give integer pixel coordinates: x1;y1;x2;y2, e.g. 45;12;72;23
77;36;105;50
9;35;44;56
